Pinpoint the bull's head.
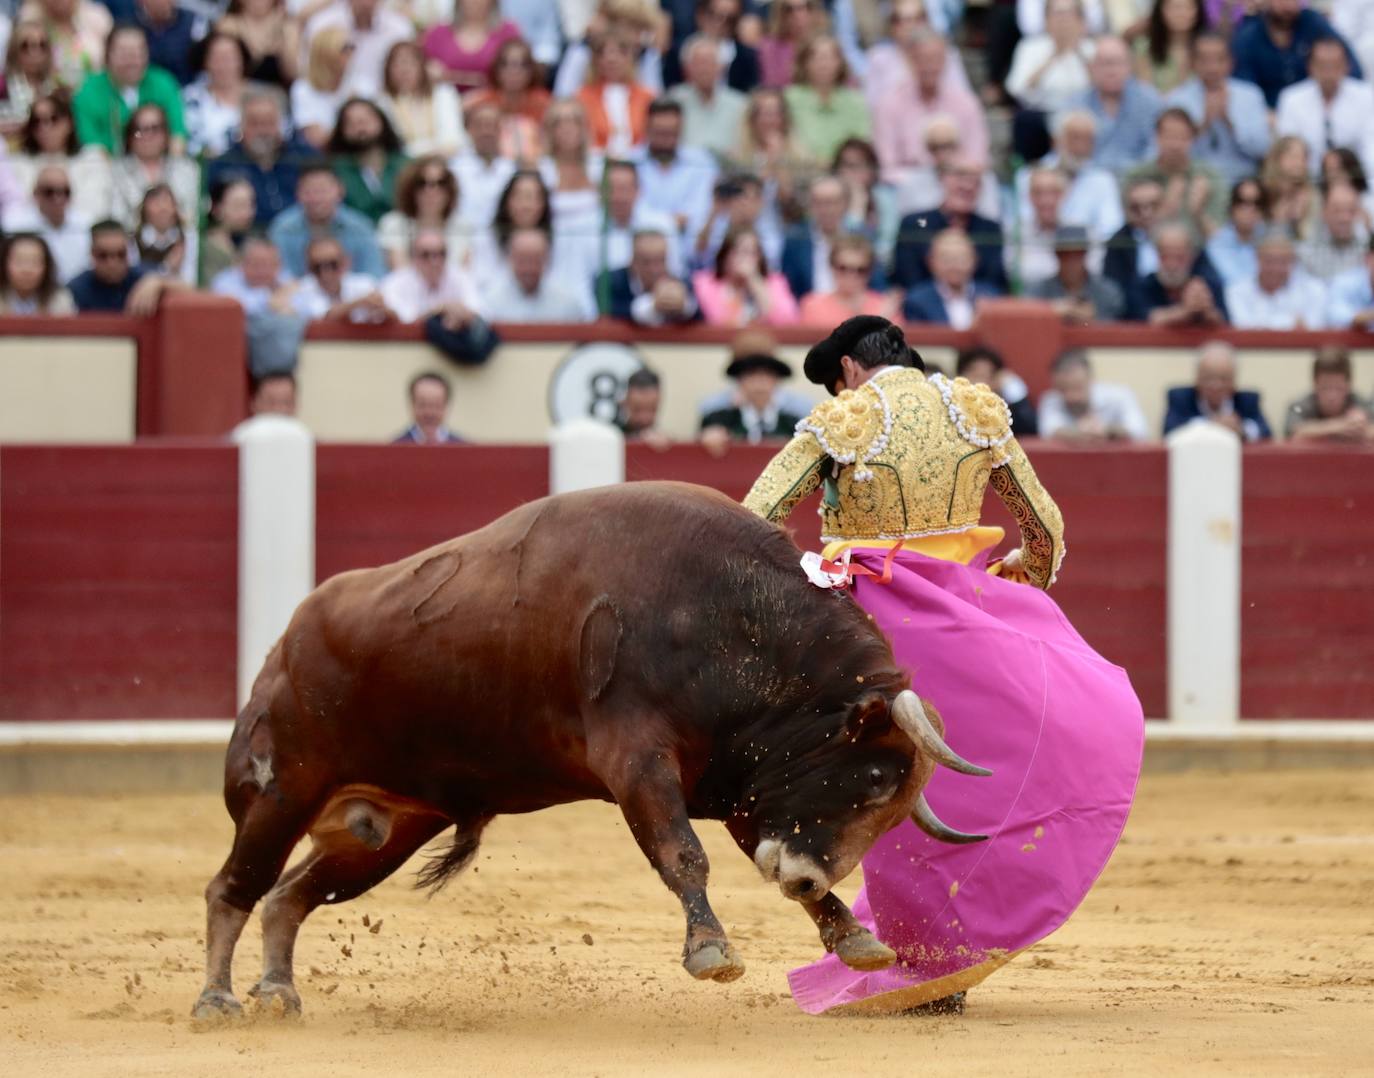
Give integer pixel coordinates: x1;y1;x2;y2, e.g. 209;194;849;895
748;689;990;903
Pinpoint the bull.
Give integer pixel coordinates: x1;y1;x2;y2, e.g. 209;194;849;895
192;482;987;1020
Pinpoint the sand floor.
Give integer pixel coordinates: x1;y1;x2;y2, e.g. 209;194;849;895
2;767;1373;1077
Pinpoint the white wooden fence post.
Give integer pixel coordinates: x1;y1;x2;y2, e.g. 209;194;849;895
549;419;624;495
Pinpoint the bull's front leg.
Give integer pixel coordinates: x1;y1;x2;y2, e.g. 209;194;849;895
603;755;745;983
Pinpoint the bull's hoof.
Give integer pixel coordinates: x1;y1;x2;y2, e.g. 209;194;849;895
835;930;897;971
247;979;302;1018
191;990;244;1024
684;942;746;983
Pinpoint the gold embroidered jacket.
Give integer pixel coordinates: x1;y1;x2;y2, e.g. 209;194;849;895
742;367;1066;589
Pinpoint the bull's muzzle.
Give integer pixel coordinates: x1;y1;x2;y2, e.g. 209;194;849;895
754;837;831;902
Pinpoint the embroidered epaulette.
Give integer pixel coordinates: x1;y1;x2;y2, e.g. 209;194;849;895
929;373;1014;465
795;381;893;482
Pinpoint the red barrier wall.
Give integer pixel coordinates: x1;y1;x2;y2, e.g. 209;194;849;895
315;445;550;581
0;445;238;720
1240;446;1374;719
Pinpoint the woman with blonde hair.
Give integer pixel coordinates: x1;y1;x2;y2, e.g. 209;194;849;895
784;34;871;165
463;37;551;164
576;32;656;155
553;0;666;98
1260;135;1315;239
290;25;352;148
379;40;466;159
422;0;522;91
732;88;816;221
538;98;604;244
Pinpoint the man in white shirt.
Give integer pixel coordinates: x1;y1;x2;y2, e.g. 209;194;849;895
292;237;393;322
1008;165;1069;289
450;102;517;233
572;160;681;282
480;228;596;323
1276;36;1374;180
1038;348;1150;442
1024;111;1122;254
380;230;482;324
2;164;92;282
664;34;747;162
301;0;413;99
1225;233;1329;329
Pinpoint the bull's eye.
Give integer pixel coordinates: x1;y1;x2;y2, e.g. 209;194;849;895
866;765;885;790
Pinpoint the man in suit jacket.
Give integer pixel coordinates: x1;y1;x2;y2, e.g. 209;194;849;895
780;174;885;300
891;157;1006;291
699;352;805;449
601;231;701;324
903;229;1002;327
391;372;464;445
1163;341;1272;442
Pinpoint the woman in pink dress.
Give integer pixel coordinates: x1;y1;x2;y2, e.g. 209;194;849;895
693;227;800;327
798;235;899;326
742;315;1143;1015
422;0;522;92
758;0;827;88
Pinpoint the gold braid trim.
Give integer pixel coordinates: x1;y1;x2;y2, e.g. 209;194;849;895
987;445;1065;589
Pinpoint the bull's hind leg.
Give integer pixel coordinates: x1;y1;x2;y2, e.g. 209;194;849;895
250;791;453;1016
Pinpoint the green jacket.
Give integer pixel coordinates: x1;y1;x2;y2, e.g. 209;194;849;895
332;154;410;225
72;66;187;155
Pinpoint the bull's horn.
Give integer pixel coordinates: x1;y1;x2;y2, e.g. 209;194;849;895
891;690;992;777
912;793;987;844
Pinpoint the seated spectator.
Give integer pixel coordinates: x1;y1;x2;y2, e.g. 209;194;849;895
470;168;558;285
538;99;605;243
864;0;975;110
377;157;467;272
1141;222;1228;325
1326;235;1374;328
700;352;805;449
904;229;1000;327
1005;0;1095;161
182;32;254;159
1026;225;1125;321
327;99;409;225
892;156;1006;291
460;37;546;163
759;0;824;89
69;218;186;314
480;227;596;322
134;0;200;86
216;0;300;88
783;34;871;165
666;33;749;162
72;24;186;154
1070;35;1161;176
1038;348;1150;442
799;234;899;324
1027;110;1123;253
134;182;193;282
1206;177;1268;288
110;104;199;232
393;371;462;445
1124;107;1226;241
1259;135;1316;238
0;231;76;314
268;163;385;279
781;174;872;301
247;372;298;419
1;20;61;138
582;160;682;280
1284;345;1374;442
379;41;465;160
1165;31;1270;187
691;171;782;275
1103;176;1163;316
636;98;719;246
380;229;482;323
616;366;669;447
450;100;517;233
577;32;655;156
300;0;413;100
872;30;988;189
1133;0;1207;96
1233;0;1361;110
1163;340;1271;441
211;234;295;314
890;117;1002;222
664;0;761;93
1277;36;1374;183
729;89;813;221
833;137;902;266
1321;147;1374;226
207;87;320;228
24;0;111;90
291;26;351;150
955;345;1038;436
692;225;799;327
200;177;256;286
1008;165;1070;290
554;0;666;99
2;162;91;282
293;236;394;323
1225;233;1328;329
1300;182;1369;281
601;228;700;325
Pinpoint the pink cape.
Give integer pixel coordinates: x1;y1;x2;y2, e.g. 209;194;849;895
788;547;1144;1014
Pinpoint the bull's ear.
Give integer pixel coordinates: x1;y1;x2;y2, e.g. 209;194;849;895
845;692;893;741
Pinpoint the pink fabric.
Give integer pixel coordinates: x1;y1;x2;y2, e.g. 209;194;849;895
872;80;990;180
691;272;801;327
798;290;892;326
758;37;797;89
788;547;1144;1014
422;21;522;91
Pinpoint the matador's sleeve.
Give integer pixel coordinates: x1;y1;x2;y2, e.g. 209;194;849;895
988;436;1066;590
742;431;828;523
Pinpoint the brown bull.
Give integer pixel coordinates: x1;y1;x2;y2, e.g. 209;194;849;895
192;482;987;1020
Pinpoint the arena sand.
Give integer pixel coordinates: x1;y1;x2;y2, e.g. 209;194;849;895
2;768;1372;1077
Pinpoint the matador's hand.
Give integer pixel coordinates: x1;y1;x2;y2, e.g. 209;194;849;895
987;548;1033;586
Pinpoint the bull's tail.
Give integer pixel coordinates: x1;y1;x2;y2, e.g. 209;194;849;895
413;819;488;895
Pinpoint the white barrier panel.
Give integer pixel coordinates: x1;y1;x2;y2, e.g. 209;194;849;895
549;418;625;495
234;417;316;710
1166;422;1241;728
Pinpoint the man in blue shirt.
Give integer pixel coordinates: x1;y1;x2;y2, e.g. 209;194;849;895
207;89;319;228
267;163;385;279
1167;32;1271;186
633;100;719;250
1232;0;1361;108
1069;35;1161;175
135;0;204;85
68;219;186;313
